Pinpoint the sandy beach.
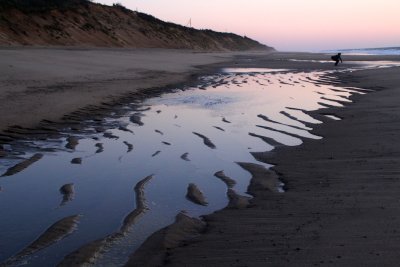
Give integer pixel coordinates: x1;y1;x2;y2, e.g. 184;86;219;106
0;47;269;133
0;47;395;134
123;55;400;266
1;48;400;266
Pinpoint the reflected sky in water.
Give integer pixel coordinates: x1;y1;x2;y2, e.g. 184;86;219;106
0;68;364;266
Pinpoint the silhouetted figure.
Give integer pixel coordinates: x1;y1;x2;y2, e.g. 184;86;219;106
331;53;343;66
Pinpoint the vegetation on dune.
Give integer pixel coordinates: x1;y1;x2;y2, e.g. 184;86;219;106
0;0;272;50
0;0;90;12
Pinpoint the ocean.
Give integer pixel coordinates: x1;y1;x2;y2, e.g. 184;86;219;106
324;46;400;55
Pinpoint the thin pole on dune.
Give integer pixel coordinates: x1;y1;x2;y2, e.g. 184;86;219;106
186;18;192;28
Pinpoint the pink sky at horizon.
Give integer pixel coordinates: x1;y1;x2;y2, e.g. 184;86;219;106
95;0;400;51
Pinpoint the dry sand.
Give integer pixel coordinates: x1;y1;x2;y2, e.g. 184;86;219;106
123;55;400;266
0;47;267;133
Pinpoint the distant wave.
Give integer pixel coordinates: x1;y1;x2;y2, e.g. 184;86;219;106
323;47;400;55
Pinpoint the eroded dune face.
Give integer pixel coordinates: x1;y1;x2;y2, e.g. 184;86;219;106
0;1;272;51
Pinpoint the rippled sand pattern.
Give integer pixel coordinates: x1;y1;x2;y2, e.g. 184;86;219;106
0;69;365;266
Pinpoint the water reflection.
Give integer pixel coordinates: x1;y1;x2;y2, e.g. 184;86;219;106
0;69;363;266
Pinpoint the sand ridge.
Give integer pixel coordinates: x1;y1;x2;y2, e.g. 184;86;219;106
154;65;400;266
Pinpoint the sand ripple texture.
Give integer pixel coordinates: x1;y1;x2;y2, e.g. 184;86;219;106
0;68;366;266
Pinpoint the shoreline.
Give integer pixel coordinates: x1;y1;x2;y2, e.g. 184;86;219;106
1;48;400;265
0;48;272;135
125;59;400;265
1;47;396;136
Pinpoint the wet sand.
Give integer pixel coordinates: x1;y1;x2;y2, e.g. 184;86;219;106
2;47;400;266
0;48;269;134
3;215;81;266
122;58;400;265
57;175;153;266
1;48;392;136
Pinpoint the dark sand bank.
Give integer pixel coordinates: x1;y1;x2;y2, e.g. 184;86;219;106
126;63;400;265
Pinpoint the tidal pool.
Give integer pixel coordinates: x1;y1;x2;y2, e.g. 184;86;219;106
0;68;367;266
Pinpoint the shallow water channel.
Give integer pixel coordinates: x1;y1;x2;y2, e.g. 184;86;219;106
0;67;368;266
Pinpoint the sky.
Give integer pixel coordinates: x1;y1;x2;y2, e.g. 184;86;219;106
94;0;400;51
